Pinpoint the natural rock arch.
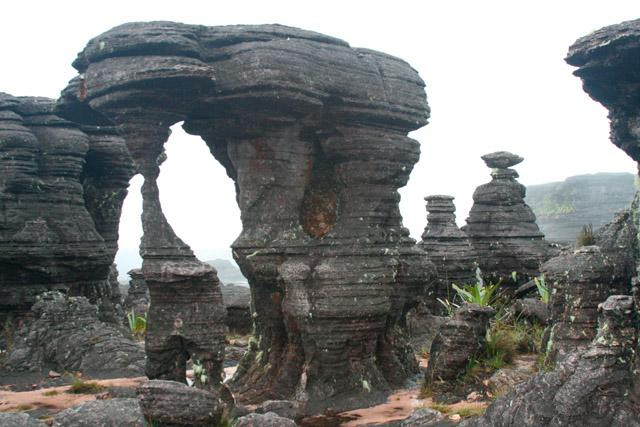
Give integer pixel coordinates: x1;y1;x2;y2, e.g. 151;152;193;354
56;22;434;412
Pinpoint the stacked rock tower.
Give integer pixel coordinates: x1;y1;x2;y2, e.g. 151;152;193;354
464;151;550;283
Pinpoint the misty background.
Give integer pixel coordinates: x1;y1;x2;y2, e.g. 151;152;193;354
2;1;638;279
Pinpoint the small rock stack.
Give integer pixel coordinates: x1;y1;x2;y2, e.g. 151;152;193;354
420;195;477;310
464;151;550;283
124;268;150;315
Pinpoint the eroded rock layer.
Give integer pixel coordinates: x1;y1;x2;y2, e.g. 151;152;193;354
420;195;477;310
0;93;132;321
58;21;433;412
463;151;551;284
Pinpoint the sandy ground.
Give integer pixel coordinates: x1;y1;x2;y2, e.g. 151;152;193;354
0;377;146;414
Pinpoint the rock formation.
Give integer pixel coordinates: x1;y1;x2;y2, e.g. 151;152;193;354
460;295;639;427
221;284;252;334
53;21;432;412
53;398;145;427
463;151;551;284
526;172;636;244
420;195;477;310
137;380;224;426
425;303;495;383
544;246;631;363
124;268;150;316
0;93;132;322
5;291;145;374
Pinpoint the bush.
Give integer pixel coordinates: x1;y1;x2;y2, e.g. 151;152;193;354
451;280;501;307
534;276;549;304
576;223;596;247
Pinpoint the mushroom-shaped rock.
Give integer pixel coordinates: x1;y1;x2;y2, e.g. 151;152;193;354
463;152;551;284
59;21;432;413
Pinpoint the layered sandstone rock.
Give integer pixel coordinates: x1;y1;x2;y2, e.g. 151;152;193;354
463;151;551;284
544;246;631;363
0;93;132;321
57;21;433;412
420;195;477;310
425;303;495;383
5;291;144;373
124;268;150;316
460;295;638;427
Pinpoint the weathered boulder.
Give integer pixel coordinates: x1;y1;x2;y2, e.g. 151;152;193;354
0;93;133;322
420;195;477;312
425;303;495;382
137;380;223;426
463;151;552;284
234;412;297;427
58;21;433;412
5;291;144;373
255;399;303;420
221;284;252;334
400;407;446;426
459;295;638;427
0;413;42;427
544;246;630;363
510;297;549;325
52;398;145;426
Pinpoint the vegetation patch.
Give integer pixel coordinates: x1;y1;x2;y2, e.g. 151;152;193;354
127;310;147;340
42;389;60;396
576;223;595;247
66;378;106;394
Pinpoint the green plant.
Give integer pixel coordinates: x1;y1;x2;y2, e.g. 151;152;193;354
534;276;549;304
452;279;501;307
429;402;452;414
42;389;60;396
127;309;147;339
457;406;486;418
66;378;106;394
436;297;459;316
576;223;596;247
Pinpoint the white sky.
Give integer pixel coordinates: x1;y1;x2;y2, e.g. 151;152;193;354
3;1;639;275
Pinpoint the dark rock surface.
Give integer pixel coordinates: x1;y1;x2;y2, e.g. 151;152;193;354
510;298;549;325
526;173;636;244
420;195;477;311
123;268;149;316
234;412;297;427
4;291;144;373
543;246;631;363
460;295;638;427
400;408;446;426
255;399;303;420
137;380;223;426
52;398;145;427
566;19;640;163
58;21;432;413
221;284;252;334
0;93;132;322
425;303;495;382
0;413;42;427
463;151;552;284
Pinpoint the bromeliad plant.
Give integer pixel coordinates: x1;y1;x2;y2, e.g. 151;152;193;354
534;275;549;304
451;279;501;307
127;309;147;339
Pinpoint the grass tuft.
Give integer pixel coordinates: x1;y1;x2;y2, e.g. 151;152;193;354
42;389;60;396
66;378;106;394
457;406;486;418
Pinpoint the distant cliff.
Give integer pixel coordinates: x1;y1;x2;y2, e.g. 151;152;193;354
205;259;248;285
525;172;636;244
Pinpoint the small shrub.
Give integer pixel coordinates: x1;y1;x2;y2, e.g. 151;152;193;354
576;223;596;247
127;310;147;339
42;389;60;396
534;276;549;304
436;297;458;316
66;378;106;394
